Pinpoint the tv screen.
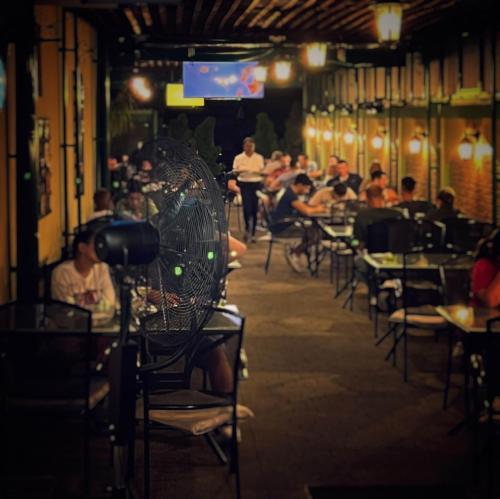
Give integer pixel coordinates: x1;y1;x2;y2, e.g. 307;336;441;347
166;83;205;107
183;62;264;99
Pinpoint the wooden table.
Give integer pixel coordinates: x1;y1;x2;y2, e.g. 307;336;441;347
364;252;473;271
436;305;500;334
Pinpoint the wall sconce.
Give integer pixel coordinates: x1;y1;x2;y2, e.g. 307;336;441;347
458;126;493;162
274;60;291;82
306;42;327;68
306;126;317;139
129;76;153;101
323;130;333;141
372;2;407;43
253;65;268;83
371;127;387;150
458;137;474;160
408;127;427;155
344;129;356;145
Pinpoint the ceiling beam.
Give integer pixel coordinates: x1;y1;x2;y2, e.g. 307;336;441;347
248;0;279;29
276;0;317;29
219;0;243;30
204;0;224;33
233;0;262;29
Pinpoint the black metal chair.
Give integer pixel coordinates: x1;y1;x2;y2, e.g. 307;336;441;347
140;309;246;499
443;218;493;253
0;301;107;495
468;317;500;498
381;255;470;383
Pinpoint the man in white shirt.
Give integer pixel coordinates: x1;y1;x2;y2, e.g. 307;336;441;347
232;137;264;242
52;229;116;322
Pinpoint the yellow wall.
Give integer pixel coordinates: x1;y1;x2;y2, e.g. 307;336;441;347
35;6;97;265
0;44;17;304
0;6;98;304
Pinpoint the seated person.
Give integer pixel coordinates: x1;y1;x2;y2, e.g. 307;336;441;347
298;153;321;180
309;182;357;207
326;159;363;194
264;152;291;188
471;229;500;308
88;188;114;222
271;174;326;272
425;187;460;222
353;185;402;249
269;161;302;192
324;154;340;184
116;181;159;221
263;150;284;175
353;185;403;299
396;176;433;218
358;161;382;194
359;170;399;206
52;229;116;320
228;234;247;262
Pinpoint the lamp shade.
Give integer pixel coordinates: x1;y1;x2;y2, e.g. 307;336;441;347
274;60;291;81
306;126;317;139
323;130;333;141
253;65;268;83
408;135;422;154
306;42;327;68
374;2;404;43
344;130;355;145
371;134;384;149
95;221;160;266
458;137;473;160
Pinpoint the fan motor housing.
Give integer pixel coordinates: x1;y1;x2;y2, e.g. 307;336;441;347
95;221;160;266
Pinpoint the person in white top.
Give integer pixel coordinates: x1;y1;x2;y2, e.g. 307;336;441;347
232;137;264;242
52;229;116;322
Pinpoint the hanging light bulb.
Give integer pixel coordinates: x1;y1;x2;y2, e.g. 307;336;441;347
323;130;333;141
306;42;327;68
129;76;153;101
274;60;291;81
408;134;422;154
458;137;474;160
371;133;384;150
474;141;493;162
306;126;317;139
373;2;405;43
253;65;268;83
344;130;355;145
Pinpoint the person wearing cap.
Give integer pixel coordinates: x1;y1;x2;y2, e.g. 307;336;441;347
232;137;265;242
425;187;460;222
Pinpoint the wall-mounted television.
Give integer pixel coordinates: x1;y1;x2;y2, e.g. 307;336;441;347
166;83;205;107
183;61;264;99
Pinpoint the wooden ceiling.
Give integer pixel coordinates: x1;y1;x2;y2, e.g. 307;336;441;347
78;0;462;45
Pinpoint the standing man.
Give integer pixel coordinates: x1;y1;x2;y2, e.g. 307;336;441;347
232;137;264;242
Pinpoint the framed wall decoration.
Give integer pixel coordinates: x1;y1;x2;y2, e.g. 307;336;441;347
37;117;52;218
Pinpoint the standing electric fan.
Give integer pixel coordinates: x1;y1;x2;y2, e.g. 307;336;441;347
95;138;229;498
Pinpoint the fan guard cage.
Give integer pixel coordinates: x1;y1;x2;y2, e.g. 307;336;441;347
130;138;228;340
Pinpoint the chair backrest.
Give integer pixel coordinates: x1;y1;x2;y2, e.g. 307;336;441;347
415;220;445;250
366;218;416;253
443;218;491;253
0;301;92;404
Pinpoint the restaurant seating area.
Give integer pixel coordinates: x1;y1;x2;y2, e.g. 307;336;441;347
1;1;500;499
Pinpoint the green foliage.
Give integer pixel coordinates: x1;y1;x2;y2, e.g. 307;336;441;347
193;117;223;176
109;89;135;139
281;101;303;158
167;113;193;143
254;112;279;159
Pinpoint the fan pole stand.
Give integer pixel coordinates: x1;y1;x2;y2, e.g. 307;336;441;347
109;272;138;499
